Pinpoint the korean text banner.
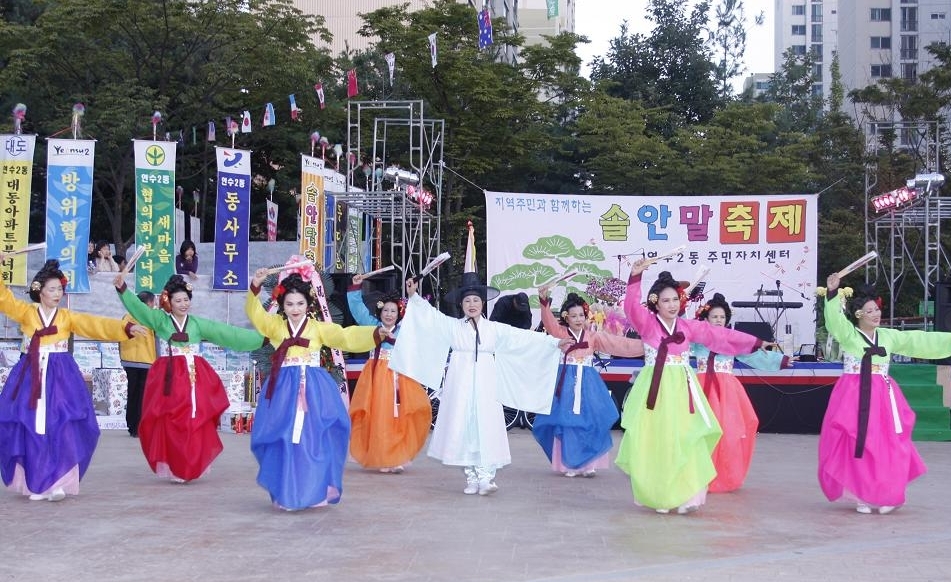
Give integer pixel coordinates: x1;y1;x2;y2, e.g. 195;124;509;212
212;147;251;290
133;140;176;293
299;154;326;267
485;192;819;345
0;134;36;286
46;139;96;293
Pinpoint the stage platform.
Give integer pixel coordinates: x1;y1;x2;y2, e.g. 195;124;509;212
346;360;951;437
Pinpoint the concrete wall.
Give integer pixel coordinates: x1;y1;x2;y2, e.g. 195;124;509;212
1;241;309;338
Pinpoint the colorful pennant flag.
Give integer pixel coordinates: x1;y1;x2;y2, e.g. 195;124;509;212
428;33;438;68
384;52;396;85
478;9;494;49
263;102;275;127
314;83;326;109
347;70;359;98
289;94;301;120
463;220;476;273
546;0;558;19
225;116;234;137
207;120;216;142
241;110;252;133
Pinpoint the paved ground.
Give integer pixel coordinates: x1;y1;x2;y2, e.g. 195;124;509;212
3;429;950;582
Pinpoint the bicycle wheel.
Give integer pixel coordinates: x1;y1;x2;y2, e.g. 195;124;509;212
503;406;520;431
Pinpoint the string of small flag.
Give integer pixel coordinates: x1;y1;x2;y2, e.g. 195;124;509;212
8;8;495;144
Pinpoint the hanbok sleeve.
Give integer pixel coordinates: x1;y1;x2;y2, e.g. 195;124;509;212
388;294;454;389
538;299;570;339
880;327;951;360
193;316;266;352
823;292;860;349
591;331;644;358
493;323;561;414
68;311;136;342
680;318;761;357
0;279;35;324
736;347;788;371
623;274;654;336
317;321;377;353
347;289;380;326
118;286;167;331
245;289;280;340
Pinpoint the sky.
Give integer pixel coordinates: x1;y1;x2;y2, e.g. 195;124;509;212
573;0;776;92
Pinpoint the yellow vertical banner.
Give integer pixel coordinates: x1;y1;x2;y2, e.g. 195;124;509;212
299;155;326;268
0;134;36;286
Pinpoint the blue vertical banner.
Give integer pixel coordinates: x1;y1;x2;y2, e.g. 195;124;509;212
46;139;95;293
323;194;335;270
212;147;251;290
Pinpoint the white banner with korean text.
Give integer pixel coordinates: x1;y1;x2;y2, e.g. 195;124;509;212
485;192;818;349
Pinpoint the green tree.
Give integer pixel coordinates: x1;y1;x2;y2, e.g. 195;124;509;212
590;0;720;127
0;0;334;247
707;0;751;100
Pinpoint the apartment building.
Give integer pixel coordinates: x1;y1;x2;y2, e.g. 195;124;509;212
293;0;574;60
774;0;951;108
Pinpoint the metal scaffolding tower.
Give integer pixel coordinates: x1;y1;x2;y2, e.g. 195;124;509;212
864;120;949;328
338;100;444;291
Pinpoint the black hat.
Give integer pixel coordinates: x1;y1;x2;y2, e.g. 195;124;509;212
445;271;500;304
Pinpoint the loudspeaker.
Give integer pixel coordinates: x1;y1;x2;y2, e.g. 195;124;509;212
934;282;951;332
932;282;951;364
733;321;775;342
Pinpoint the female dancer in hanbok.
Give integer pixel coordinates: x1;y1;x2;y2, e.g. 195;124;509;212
820;273;951;514
247;268;376;510
0;259;144;501
114;274;265;483
534;289;643;477
347;274;431;474
390;272;572;496
618;260;764;513
692;293;786;492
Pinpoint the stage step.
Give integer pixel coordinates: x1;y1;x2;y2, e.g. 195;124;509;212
890;364;951;442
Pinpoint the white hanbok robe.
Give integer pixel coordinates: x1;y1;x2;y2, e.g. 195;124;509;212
389;294;561;469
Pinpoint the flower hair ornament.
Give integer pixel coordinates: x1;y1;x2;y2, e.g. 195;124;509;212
59;276;68;288
647;293;659;305
854;309;864;320
271;283;287;301
694;303;711;319
159;289;172;313
30;281;41;292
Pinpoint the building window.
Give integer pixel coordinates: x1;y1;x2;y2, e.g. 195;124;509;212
901;35;918;59
812;84;823;97
811;4;822;22
792;5;805;16
755;80;771;91
871;64;893;77
811;44;823;60
871;37;892;49
812;64;823;80
792;25;806;35
792;45;807;56
932;13;947;19
901;7;918;31
812;24;823;40
871;8;891;21
901;63;918;81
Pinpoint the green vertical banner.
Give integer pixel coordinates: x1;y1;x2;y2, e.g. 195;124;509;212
133;140;176;292
546;0;558;19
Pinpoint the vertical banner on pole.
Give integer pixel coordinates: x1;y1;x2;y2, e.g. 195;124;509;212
345;208;362;274
266;199;278;242
133;140;176;292
212;147;251;290
0;134;36;285
299;155;325;267
46;139;95;293
324;194;336;270
334;200;348;271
